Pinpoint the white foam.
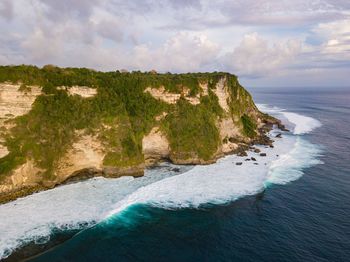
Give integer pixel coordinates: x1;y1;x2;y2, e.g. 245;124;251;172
0;164;192;259
257;103;285;114
267;137;323;185
257;104;322;135
282;112;322;135
0;105;323;260
107;133;322;216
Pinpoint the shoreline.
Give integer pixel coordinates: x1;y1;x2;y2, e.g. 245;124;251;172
2;126;287;262
0;118;285;206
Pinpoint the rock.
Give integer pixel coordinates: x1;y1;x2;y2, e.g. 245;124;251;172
236;162;243;165
172;167;180;172
278;123;289;132
260;153;267;157
275;133;282;138
251;157;257;161
237;151;247;157
245;158;251;161
254;148;261;153
269;145;274;148
229;137;238;143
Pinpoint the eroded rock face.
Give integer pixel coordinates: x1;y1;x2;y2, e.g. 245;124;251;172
55;131;105;183
0;160;43;194
214;77;229;112
145;86;180;104
0;140;8;159
144;86;201;105
0;83;42;159
57;86;97;98
142;127;170;165
0;83;42;118
219;117;240;153
0;76;272;203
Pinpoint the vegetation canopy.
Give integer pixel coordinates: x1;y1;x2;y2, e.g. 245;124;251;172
0;65;260;178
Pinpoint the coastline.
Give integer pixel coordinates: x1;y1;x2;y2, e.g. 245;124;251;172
2;124;288;262
0;117;284;205
0;101;325;262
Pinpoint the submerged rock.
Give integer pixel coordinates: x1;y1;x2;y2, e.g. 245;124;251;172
260;153;267;157
236;162;243;165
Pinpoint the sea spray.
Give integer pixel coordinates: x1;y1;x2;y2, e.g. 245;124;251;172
0;105;322;260
0;164;192;260
105;105;323;216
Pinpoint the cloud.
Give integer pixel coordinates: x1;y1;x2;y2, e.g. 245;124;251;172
129;32;219;72
158;0;350;31
168;0;201;10
222;33;301;78
0;0;349;88
314;19;350;55
37;0;99;22
94;18;124;43
0;0;13;21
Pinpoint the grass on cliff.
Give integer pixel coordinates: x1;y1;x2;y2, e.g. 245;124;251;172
162;90;223;161
241;114;257;138
0;65;257;177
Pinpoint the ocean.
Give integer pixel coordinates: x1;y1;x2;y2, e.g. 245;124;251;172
0;89;349;261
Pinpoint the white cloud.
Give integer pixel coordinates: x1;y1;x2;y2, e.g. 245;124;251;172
129;32;220;72
222;33;302;77
0;0;349;88
0;0;13;21
314;19;350;55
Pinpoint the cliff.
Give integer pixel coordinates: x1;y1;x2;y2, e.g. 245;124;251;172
0;65;282;203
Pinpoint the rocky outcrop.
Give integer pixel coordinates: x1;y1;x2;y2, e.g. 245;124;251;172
214;77;229;112
145;86;201;105
55;132;105;184
218;117;240;153
57;86;97;98
0;83;41;119
142;127;170;165
0;72;282;204
0;83;41;159
0;160;43;193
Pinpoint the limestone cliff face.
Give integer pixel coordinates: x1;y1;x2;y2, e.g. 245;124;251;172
142;75;265;164
142;127;170;166
0;83;41;158
0;84;102;197
0;72;278;203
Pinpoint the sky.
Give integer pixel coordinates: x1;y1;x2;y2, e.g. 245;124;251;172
0;0;349;88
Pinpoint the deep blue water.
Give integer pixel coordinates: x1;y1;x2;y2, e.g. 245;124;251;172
30;90;350;262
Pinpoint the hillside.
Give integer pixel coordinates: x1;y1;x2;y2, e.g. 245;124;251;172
0;65;282;203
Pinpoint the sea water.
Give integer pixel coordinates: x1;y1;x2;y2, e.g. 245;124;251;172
1;89;350;261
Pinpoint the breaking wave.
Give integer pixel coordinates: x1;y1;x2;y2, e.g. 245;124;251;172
0;104;323;260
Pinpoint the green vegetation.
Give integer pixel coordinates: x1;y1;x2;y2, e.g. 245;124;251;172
162;93;222;161
0;65;261;178
241;114;257;138
18;83;31;93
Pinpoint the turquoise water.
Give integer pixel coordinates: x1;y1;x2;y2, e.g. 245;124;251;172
1;90;350;261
